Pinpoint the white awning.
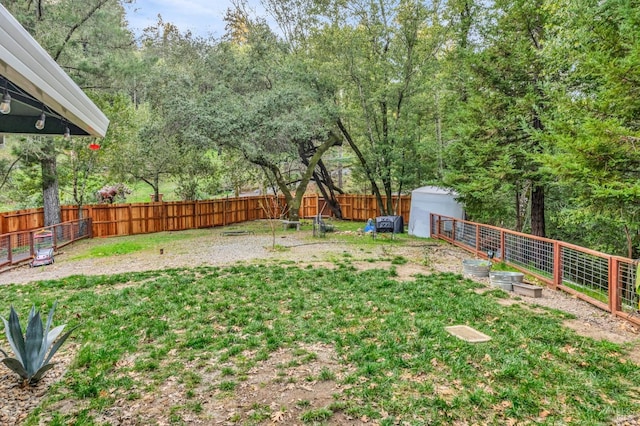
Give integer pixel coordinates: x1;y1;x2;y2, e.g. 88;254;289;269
0;4;109;137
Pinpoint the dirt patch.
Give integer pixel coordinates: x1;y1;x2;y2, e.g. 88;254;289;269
0;345;76;426
563;319;636;344
52;343;364;426
201;343;362;425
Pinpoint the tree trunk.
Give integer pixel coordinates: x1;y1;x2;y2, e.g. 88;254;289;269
336;119;388;215
41;142;61;227
530;184;545;237
312;168;343;219
298;141;343;219
289;132;342;221
154;174;160;202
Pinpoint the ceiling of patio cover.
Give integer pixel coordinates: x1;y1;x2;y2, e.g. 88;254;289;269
0;4;109;137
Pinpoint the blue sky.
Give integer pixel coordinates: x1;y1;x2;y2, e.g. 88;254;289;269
124;0;264;39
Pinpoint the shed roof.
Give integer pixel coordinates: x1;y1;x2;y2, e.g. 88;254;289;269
0;4;109;138
411;185;458;196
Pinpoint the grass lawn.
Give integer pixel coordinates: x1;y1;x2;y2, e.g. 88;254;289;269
1;255;639;425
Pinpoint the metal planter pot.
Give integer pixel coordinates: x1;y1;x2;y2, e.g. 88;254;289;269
489;271;525;291
462;259;492;277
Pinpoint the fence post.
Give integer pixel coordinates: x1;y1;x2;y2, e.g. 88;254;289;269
430;214;434;237
608;257;620;314
128;204;133;235
7;234;12;263
163;200;167;232
29;230;35;257
451;217;456;241
499;230;505;261
552;241;561;290
86;206;94;237
194;200;199;229
51;226;58;250
475;224;481;257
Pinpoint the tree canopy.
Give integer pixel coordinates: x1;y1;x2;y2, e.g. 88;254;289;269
2;0;638;257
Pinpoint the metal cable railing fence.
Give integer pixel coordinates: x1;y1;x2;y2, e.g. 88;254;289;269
431;213;639;326
0;218;91;270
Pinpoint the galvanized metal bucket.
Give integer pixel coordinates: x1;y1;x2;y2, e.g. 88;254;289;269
462;259;492;277
489;271;525;291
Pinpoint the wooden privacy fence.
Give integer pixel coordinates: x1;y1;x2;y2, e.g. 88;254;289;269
430;213;640;327
0;194;412;239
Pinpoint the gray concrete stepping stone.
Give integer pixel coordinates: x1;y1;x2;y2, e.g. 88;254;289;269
445;325;492;343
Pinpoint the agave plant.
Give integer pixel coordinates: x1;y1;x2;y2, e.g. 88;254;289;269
1;302;76;384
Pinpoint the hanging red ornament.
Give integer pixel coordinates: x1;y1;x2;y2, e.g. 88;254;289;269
88;142;101;151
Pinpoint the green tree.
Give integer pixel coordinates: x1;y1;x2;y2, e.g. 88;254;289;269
219;149;261;198
108;19;220;202
442;0;550;235
202;21;341;221
541;0;640;257
304;0;444;215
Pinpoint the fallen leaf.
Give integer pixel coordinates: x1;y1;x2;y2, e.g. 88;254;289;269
271;410;285;422
600;393;616;405
492;400;513;412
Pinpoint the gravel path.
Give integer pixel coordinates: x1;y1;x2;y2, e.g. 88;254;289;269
0;230;345;285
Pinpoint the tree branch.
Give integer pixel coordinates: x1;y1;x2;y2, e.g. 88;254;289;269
53;0;110;61
0;155;22;192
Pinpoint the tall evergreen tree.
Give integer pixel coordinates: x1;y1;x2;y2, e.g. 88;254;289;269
443;0;550;235
542;0;640;256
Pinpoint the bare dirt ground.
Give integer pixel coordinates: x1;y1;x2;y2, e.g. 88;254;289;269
1;225;639;425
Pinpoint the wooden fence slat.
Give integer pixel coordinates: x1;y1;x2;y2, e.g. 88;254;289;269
1;193;413;238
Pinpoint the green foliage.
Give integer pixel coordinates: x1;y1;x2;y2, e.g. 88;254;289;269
1;0;639;258
540;0;640;256
0;302;76;384
201;22;341;219
305;0;443;214
441;0;550;235
300;407;332;423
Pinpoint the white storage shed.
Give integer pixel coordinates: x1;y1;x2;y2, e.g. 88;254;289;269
408;186;464;238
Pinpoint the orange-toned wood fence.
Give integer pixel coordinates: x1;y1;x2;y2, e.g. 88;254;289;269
430;213;640;327
0;194;412;238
